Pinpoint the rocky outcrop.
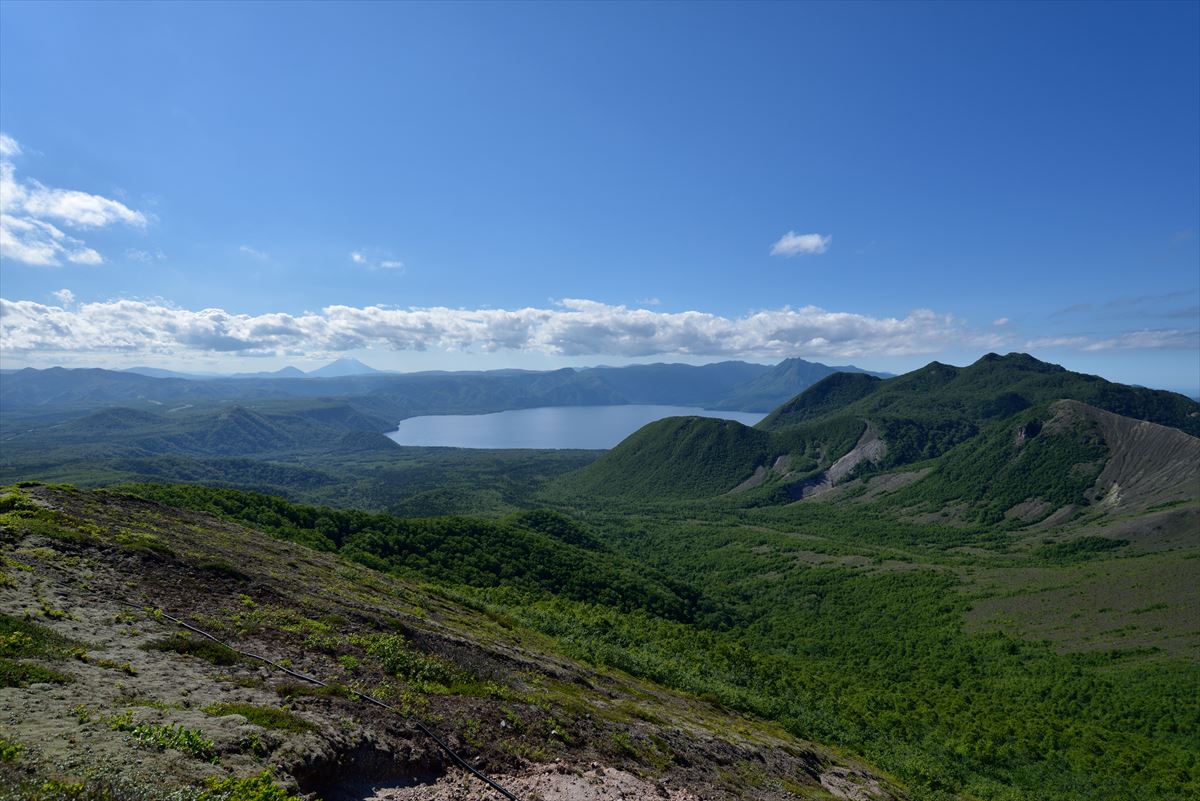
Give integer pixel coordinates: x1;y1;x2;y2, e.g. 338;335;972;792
793;423;887;499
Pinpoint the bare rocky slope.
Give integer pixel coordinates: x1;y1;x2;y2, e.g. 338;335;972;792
821;399;1200;530
1059;399;1200;511
0;484;902;801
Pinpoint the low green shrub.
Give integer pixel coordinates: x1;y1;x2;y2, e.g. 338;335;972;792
145;633;241;665
203;702;314;733
273;680;355;700
1035;536;1129;562
198;772;303;801
0;735;22;761
0;657;72;687
116;531;175;557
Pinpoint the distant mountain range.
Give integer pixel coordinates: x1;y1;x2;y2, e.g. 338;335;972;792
713;357;889;411
0;357;887;420
121;357;379;380
10;352;1196;530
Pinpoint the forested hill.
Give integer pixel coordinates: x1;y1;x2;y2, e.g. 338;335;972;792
118;483;705;621
760;352;1200;438
556;352;1200;508
554;416;773;499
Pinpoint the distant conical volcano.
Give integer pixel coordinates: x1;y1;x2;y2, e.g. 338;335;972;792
307;357;381;377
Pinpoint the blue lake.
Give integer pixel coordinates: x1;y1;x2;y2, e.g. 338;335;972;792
386;404;767;450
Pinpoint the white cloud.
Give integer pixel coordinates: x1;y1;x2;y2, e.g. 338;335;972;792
0;134;20;158
70;249;103;266
350;249;405;271
0;296;1008;360
51;289;75;307
637;297;662;307
993;317;1009;326
1024;335;1091;349
12;179;147;229
770;231;831;257
1081;330;1200;351
126;248;166;263
239;245;268;260
1025;329;1199;352
0;133;147;266
0;214;104;266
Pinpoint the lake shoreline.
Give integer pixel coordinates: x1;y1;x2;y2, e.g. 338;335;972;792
387;404;767;450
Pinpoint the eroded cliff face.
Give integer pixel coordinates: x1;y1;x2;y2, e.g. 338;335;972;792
792;423;887;500
0;485;903;801
729;422;889;500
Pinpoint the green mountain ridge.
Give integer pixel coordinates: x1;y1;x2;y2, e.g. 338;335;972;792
877;398;1200;525
557;353;1200;515
757;371;884;427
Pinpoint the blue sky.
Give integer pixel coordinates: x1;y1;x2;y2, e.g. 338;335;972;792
1;1;1197;393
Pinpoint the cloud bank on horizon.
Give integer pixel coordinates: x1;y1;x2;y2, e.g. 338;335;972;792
2;295;1194;365
2;296;995;360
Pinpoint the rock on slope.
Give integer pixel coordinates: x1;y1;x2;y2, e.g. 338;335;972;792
0;484;901;801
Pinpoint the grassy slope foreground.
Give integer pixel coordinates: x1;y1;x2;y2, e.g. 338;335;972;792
0;484;901;801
